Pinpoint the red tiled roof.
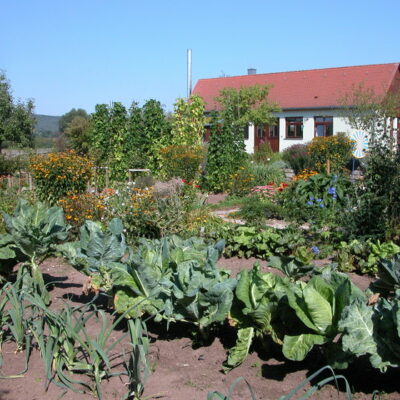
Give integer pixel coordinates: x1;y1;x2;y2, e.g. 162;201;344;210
193;63;400;112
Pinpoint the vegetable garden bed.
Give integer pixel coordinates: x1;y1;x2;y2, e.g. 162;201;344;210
0;257;398;400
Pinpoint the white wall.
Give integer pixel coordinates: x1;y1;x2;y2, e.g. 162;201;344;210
243;109;364;153
242;109;400;153
245;124;255;153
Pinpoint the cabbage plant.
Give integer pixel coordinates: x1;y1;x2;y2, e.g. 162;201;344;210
1;200;70;303
282;272;365;361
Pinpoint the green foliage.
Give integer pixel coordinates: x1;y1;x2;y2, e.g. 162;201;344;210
339;294;400;371
30;151;94;204
203;112;245;192
280;172;352;223
247;162;286;186
112;236;234;336
0;186;21;234
0;72;35;151
170;95;205;147
372;254;400;293
59;108;88;133
281;144;312;174
227;166;256;197
335;239;400;275
207;377;257;400
159;144;204;181
308;133;355;173
280;365;353;400
224;264;288;371
1;200;70;302
64;115;91;154
224;225;306;259
90;103;111;165
283;273;365;361
90;100;171;178
215;85;280;130
0;154;26;175
268;254;314;281
340;83;400;140
141;99;172;172
251;141;274;164
343;141;400;238
204;86;280;193
237;196;284;226
59;218;126;292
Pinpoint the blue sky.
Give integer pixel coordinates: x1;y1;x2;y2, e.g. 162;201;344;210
1;0;399;116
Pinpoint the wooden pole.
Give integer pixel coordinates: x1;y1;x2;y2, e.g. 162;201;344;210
326;159;331;174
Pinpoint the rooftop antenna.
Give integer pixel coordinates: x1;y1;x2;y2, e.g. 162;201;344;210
187;49;192;98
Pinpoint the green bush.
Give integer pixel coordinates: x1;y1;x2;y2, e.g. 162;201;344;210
248;162;285;186
252;141;274;164
0;155;26;175
342;141;400;239
227;166;255;197
308;133;355;173
159;144;204;182
238;196;284;226
281;144;313;173
279;172;352;223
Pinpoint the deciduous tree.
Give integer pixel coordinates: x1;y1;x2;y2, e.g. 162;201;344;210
0;72;35;152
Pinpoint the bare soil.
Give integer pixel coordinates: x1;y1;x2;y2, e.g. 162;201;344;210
0;258;399;400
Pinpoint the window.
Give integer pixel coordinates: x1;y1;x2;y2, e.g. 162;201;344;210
314;116;333;137
257;125;265;138
243;126;249;140
286;117;303;138
269;120;279;137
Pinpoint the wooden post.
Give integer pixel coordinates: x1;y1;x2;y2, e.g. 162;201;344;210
105;167;109;188
28;173;33;190
326;159;331;174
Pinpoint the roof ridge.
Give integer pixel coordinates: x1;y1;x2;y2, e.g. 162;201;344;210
196;62;400;82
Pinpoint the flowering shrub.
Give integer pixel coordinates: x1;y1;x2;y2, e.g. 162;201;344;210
280;172;353;223
281;144;313;173
308;133;355;173
30;151;94;204
292;169;318;182
58;192;107;233
228;167;255;197
104;186;159;240
159;144;204;182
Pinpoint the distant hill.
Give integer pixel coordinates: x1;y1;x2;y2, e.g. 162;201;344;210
34;114;60;137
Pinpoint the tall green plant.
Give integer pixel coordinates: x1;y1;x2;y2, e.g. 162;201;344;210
203;112;241;192
171;95;205;147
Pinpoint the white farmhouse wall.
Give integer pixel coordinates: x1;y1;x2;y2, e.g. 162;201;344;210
242;108;395;153
245;124;255;153
277;109;358;152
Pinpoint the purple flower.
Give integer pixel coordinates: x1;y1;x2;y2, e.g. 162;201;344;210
307;201;314;206
319;203;324;208
328;187;336;195
311;246;320;254
316;198;322;202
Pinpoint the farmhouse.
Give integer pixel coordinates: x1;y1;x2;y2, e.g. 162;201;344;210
193;63;400;153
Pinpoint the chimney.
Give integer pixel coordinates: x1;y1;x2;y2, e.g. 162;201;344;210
187;49;192;97
247;68;256;75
